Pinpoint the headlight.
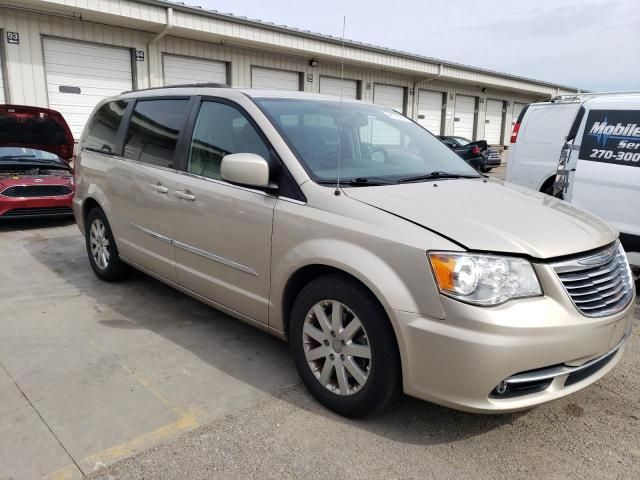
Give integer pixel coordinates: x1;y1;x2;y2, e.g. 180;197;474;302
428;252;542;306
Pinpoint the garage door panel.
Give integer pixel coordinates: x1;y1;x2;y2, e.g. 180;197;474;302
44;38;133;139
417;90;443;134
319;77;358;99
374;84;404;112
47;76;133;93
45;61;134;80
484;99;503;144
251;67;300;91
163;55;227;86
453;95;476;139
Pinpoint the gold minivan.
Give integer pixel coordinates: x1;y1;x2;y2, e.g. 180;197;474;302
73;86;636;417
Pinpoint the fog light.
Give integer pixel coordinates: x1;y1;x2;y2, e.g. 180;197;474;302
496;381;508;395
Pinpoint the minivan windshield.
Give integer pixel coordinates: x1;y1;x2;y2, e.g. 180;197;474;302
255;98;480;184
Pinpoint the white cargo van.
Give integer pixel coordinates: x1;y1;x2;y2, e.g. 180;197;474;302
554;94;640;279
506;98;582;193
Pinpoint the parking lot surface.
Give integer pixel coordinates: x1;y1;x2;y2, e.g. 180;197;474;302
1;178;638;479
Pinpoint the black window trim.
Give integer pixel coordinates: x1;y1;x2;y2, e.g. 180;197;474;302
175;94;306;202
117;95;195;170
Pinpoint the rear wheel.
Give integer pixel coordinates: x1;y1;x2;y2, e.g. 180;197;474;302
289;275;401;418
85;208;130;282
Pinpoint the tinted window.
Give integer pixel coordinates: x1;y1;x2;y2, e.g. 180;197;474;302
124;99;190;168
188;101;270;180
84;101;128;154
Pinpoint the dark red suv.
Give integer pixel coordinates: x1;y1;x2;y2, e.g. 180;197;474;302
0;105;75;218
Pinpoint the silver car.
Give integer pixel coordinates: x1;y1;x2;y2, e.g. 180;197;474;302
73;86;636;417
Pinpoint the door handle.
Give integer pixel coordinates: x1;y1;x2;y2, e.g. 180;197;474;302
174;190;196;201
151;183;169;194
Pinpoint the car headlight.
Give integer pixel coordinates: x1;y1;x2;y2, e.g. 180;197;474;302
428;252;542;306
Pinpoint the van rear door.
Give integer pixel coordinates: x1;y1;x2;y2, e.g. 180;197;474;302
506;102;580;191
569;101;640;242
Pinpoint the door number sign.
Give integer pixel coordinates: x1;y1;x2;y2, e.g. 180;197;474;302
6;32;19;45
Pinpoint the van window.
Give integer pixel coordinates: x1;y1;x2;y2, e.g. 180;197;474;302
123;99;190;168
188;101;270;180
521;104;579;144
84;100;129;154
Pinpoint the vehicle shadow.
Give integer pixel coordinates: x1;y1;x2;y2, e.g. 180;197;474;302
23;230;524;446
0;216;75;232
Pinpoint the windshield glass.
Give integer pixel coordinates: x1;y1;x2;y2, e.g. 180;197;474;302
0;147;60;161
255;98;480;183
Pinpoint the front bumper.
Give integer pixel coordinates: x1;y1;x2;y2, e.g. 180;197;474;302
0;194;74;218
394;286;636;413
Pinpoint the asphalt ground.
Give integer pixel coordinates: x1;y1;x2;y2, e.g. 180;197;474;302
1;160;638;479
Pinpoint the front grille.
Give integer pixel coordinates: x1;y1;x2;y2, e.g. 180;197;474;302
553;242;634;317
1;185;73;197
2;207;73;217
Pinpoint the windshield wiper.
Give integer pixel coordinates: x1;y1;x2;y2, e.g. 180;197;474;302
315;177;396;186
348;177;396;186
397;171;480;183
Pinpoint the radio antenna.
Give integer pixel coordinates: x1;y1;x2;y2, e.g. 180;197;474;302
334;15;346;196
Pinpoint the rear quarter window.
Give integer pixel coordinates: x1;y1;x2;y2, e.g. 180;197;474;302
84;101;129;154
521;104;579;144
123;99;191;168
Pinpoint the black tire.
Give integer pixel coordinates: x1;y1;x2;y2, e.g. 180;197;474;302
289;275;401;418
85;207;130;282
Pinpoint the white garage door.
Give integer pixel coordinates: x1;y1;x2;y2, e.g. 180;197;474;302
163;55;227;86
0;53;5;103
251;67;300;91
417;90;444;134
484;99;504;145
319;77;358;99
44;38;132;139
373;84;405;113
453;95;476;139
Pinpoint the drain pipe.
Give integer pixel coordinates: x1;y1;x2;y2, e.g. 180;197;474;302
147;7;174;87
411;63;443;118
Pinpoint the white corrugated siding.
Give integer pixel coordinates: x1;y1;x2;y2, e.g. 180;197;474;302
163;54;227;86
12;1;572;98
484;99;503;144
417;90;444;134
251;67;300;90
0;52;5;103
511;102;527;129
373;84;404;113
453;95;476;139
319;76;358;99
43;37;133;138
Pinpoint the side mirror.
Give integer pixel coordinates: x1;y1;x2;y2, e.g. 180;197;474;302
221;153;270;188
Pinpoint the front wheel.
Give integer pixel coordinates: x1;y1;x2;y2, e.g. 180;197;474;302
85;208;130;282
289;275;401;417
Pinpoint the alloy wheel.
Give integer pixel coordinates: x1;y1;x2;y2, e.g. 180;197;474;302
302;300;371;396
89;219;110;270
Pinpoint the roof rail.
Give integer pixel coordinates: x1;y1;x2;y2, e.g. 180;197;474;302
123;82;230;94
551;90;640;103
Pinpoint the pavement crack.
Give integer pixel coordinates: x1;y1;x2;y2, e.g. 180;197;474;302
0;360;85;477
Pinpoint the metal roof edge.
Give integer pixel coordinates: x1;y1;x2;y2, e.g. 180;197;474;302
134;0;580;93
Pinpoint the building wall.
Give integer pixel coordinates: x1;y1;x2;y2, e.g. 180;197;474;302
0;5;545;144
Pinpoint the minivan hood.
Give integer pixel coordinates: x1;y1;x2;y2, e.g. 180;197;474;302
344;179;617;259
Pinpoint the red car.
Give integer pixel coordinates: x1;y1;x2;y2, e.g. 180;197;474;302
0;105;75;218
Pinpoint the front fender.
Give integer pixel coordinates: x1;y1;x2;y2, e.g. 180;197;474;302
271;238;418;327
